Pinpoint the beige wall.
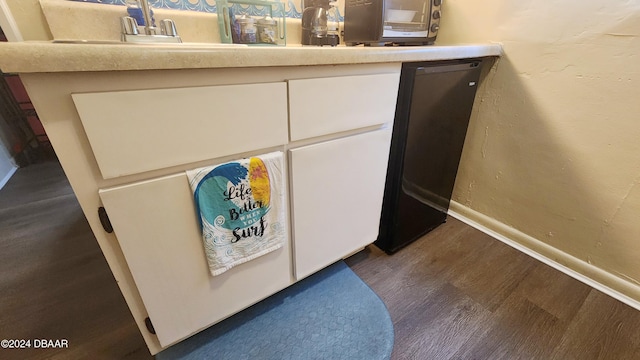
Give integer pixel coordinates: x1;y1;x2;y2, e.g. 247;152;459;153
3;0;51;40
439;0;640;298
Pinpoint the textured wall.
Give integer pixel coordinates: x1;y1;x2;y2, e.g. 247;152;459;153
3;0;51;40
439;0;640;292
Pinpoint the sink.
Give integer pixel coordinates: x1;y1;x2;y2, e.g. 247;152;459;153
52;40;248;48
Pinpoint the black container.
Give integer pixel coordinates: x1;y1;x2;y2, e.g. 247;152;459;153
375;59;483;253
301;0;339;46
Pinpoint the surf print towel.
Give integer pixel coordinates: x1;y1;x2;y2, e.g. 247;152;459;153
186;152;286;276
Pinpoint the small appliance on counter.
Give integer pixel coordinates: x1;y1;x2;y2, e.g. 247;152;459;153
344;0;442;46
301;0;340;46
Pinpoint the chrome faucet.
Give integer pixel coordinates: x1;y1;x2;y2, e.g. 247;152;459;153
120;0;182;43
139;0;156;35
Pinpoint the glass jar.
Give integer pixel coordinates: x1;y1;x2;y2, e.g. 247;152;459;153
257;16;277;44
236;15;257;44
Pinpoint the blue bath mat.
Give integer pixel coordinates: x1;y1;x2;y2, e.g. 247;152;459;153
156;261;394;360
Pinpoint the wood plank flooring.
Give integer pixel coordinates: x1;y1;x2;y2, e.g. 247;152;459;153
2;159;640;359
0;161;151;360
346;216;640;360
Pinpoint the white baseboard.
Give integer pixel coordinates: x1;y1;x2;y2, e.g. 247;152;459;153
0;164;17;190
448;201;640;312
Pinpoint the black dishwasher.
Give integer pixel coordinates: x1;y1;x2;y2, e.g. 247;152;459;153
375;59;483;253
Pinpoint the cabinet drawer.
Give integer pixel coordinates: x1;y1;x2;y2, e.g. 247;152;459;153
289;129;392;279
288;73;399;141
99;170;291;347
73;82;288;179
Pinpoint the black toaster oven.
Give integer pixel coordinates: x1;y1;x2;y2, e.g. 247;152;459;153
344;0;442;46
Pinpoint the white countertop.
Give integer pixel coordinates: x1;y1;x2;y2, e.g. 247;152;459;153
0;41;502;73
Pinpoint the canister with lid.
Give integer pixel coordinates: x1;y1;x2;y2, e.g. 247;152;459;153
236;15;257;44
257;16;277;44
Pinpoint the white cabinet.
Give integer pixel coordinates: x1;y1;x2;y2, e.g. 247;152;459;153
81;81;294;347
289;129;393;279
68;67;399;352
99;171;292;347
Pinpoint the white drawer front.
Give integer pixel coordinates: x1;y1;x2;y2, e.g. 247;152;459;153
73;82;288;179
288;73;399;141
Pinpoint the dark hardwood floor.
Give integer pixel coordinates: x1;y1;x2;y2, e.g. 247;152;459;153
0;160;151;360
346;214;640;359
2;159;640;360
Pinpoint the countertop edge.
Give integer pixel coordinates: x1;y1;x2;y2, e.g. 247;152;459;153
0;42;503;73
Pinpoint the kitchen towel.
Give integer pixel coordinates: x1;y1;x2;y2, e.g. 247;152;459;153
186;151;286;276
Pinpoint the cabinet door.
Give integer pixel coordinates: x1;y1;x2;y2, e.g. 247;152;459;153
289;129;392;279
98;172;291;347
